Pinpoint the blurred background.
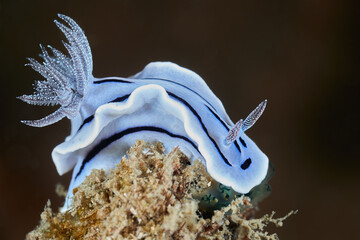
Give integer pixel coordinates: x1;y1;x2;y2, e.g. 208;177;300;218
0;0;359;239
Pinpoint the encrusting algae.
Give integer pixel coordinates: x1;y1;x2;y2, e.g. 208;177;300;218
27;141;296;240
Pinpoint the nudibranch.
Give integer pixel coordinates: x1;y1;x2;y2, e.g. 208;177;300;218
18;14;269;210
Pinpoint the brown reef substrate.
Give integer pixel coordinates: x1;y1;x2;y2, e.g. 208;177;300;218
27;140;296;240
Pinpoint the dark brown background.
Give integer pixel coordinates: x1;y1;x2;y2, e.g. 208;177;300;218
0;0;359;239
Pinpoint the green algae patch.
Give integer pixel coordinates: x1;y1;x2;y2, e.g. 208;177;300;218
27;140;296;240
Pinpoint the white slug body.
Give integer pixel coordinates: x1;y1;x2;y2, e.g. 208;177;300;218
19;15;269;211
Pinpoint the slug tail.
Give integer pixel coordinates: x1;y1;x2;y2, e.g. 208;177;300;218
18;14;93;127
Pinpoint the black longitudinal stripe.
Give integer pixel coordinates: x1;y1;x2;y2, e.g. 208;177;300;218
77;94;131;131
239;137;247;148
205;105;230;131
78;115;94;131
76;89;232;178
205;106;241;153
141;77;218;112
75;126;199;179
167;92;232;166
93;79;133;84
94;76;218;114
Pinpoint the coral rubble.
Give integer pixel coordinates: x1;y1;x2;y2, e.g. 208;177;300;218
27;141;295;240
